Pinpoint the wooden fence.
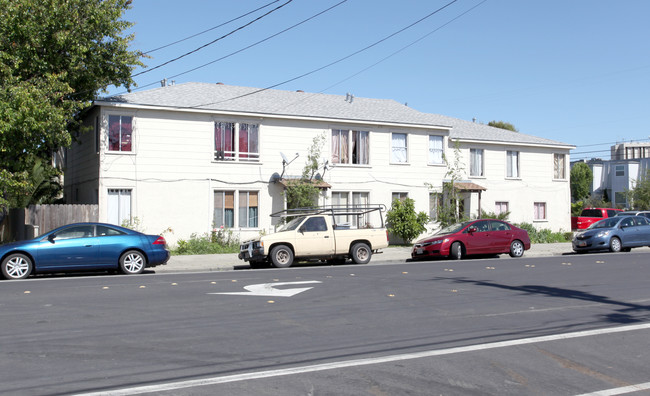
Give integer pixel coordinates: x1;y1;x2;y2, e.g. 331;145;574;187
0;204;98;242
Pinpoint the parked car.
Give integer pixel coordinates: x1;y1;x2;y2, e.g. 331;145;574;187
411;219;531;260
0;222;170;280
571;207;623;231
572;215;650;253
615;210;650;219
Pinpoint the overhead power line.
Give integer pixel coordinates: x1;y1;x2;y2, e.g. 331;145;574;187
191;0;460;108
133;0;294;77
142;0;282;54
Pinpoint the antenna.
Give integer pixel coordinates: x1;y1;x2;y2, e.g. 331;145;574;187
279;152;299;179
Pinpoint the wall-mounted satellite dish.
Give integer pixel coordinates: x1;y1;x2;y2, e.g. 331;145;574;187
279;152;299;178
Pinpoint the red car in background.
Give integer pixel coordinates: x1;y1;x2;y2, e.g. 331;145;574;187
411;219;531;260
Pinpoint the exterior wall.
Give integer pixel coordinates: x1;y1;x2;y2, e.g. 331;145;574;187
65;108;100;204
68;106;573;246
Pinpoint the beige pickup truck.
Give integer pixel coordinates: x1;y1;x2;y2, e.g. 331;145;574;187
238;205;389;268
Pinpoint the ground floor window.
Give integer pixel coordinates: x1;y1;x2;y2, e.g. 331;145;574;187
495;201;509;216
331;191;369;227
534;202;547;220
214;190;259;228
107;189;131;226
238;191;259;228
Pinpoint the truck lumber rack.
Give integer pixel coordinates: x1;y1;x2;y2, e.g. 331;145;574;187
270;204;386;218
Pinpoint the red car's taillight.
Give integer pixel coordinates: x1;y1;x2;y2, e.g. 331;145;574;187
153;236;167;245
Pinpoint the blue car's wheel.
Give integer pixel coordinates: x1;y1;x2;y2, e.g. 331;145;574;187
1;253;33;280
119;250;146;275
609;237;622;253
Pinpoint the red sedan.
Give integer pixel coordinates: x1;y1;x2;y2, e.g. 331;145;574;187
411;219;531;260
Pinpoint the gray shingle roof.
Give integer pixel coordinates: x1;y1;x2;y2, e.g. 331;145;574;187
100;82;572;148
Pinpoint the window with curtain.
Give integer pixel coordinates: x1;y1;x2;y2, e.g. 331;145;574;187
470;148;484;176
391;133;407;163
428;135;443;164
238;191;258;228
352;130;369;164
429;192;442;220
554;153;566;179
238;124;259;161
392;192;408;204
495;201;509;216
214;122;235;160
214;191;235;227
108;115;133;152
331;191;349;225
107;189;131;226
534;202;547;220
331;129;350;164
352;191;369;227
506;151;519;178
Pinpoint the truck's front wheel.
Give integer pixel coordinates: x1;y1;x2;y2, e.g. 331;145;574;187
350;243;371;264
270;245;294;268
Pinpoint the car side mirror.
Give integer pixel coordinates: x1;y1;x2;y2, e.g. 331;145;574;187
47;234;56;243
298;226;305;234
468;227;477;233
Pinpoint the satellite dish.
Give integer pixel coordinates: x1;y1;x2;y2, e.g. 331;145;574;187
280;152;289;164
279;152;299;179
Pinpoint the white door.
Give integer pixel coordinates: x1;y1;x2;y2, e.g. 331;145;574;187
107;189;131;226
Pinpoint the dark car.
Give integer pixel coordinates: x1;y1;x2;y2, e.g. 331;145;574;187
0;222;170;280
411;219;531;260
572;215;650;253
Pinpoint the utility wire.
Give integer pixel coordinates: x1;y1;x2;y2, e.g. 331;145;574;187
192;0;459;108
133;0;294;77
143;0;281;54
110;0;348;95
272;0;487;112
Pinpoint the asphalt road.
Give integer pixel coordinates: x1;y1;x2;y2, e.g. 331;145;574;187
2;251;650;395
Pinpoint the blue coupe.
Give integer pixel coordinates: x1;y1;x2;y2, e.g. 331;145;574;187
572;215;650;253
0;222;170;280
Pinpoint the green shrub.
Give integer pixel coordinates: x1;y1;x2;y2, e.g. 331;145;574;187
172;231;240;255
514;222;570;244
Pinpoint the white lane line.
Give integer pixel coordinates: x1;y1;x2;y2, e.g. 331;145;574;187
574;381;650;396
73;322;650;396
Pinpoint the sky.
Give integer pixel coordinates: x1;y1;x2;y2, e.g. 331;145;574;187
110;0;650;161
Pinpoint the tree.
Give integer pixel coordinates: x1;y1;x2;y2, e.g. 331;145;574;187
487;120;518;132
570;162;593;202
0;0;143;210
427;140;468;227
284;133;327;210
386;198;429;244
626;170;650;210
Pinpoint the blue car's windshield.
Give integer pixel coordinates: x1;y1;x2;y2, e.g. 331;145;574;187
435;221;472;235
588;217;620;229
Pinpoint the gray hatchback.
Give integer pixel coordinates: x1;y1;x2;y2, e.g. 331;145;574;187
572;215;650;253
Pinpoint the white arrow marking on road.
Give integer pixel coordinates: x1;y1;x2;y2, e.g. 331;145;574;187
209;281;322;297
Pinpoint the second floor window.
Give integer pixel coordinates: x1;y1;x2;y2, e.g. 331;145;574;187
108;115;132;152
391;133;407;163
428;135;443;164
470;148;484;176
331;129;369;164
554;153;566;179
507;151;519;178
214;122;259;161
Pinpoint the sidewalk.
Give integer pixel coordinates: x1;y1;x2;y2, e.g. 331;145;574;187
154;242;580;273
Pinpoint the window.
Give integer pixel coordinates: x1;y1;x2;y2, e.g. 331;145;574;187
470;149;484;176
238;123;259;161
332;129;369;164
615;165;625;177
331;191;369;227
97;225;126;237
107;189;131;226
238;191;258;228
214;191;235;228
392;192;408;203
495;201;509;216
108;115;132;152
554;154;566;179
489;220;511;231
534;202;547;220
614;192;627;207
391;133;408;163
214;122;259;161
302;217;328;232
506;151;519;178
429;192;442;220
55;225;95;240
428;136;443;165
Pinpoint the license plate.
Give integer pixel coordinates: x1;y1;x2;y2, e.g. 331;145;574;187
416;248;423;254
578;241;586;247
